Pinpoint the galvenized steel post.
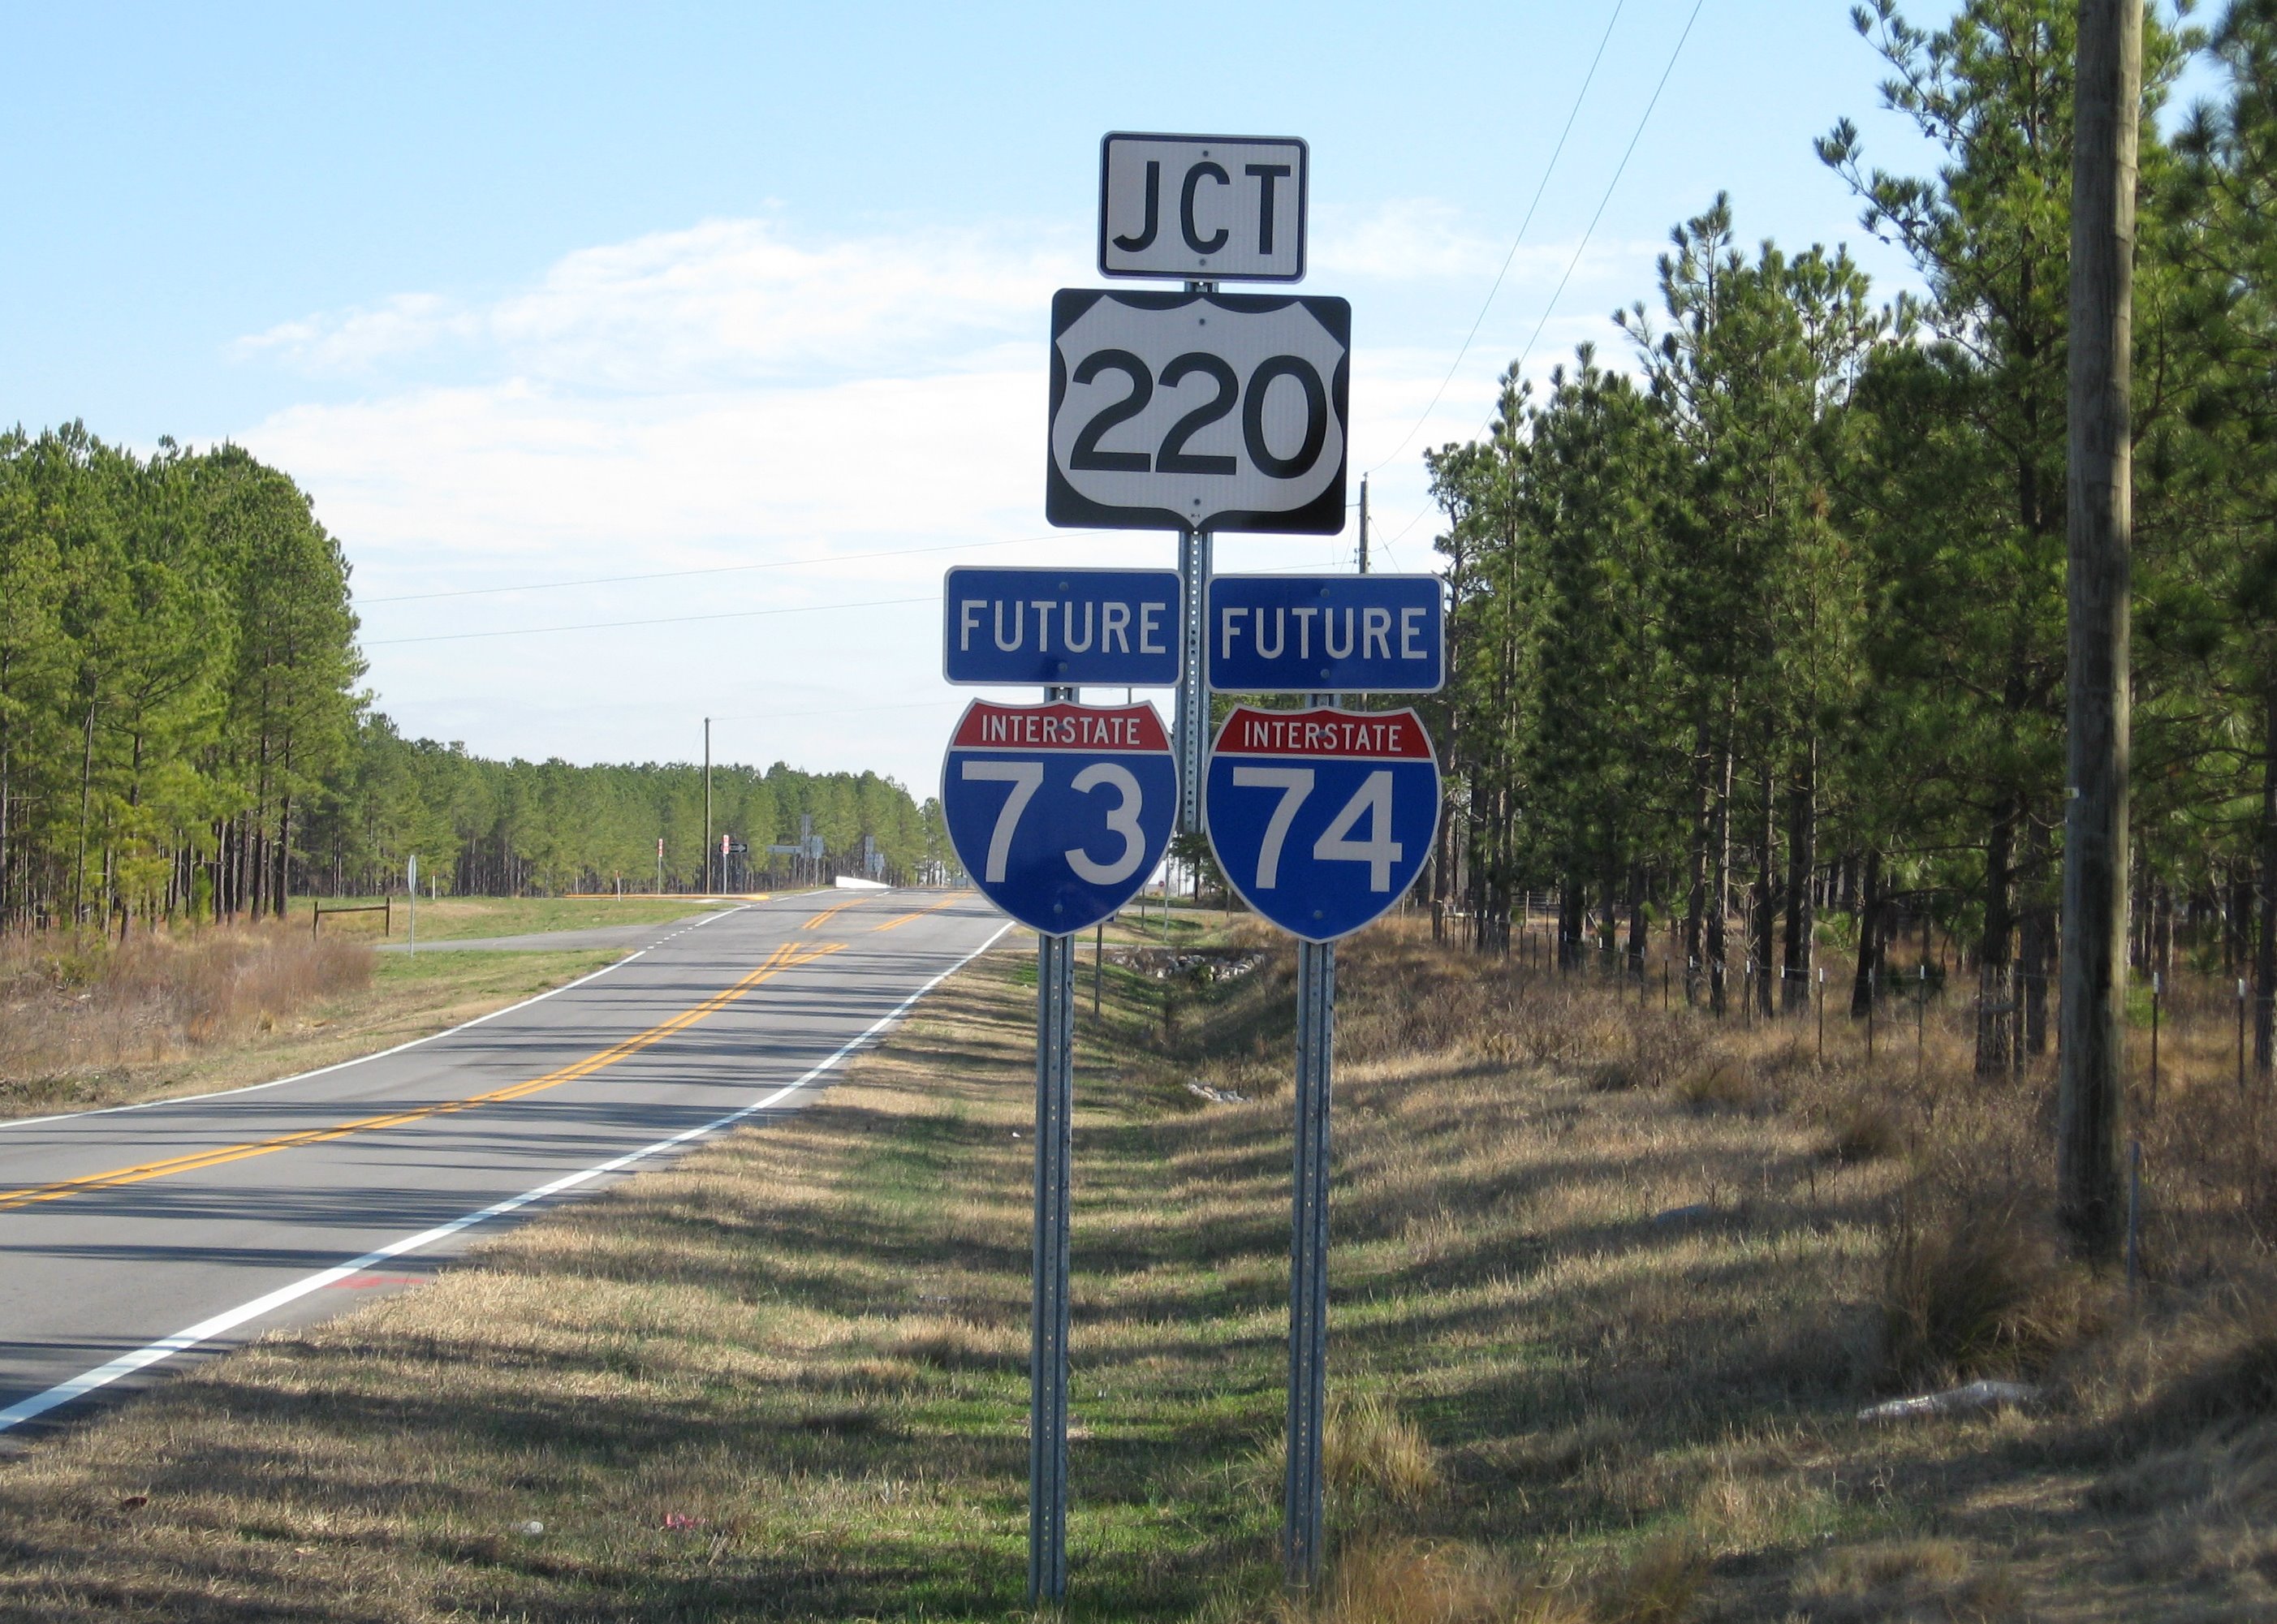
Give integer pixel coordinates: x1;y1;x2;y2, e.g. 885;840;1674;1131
1030;928;1076;1605
1284;936;1335;1591
1175;526;1213;834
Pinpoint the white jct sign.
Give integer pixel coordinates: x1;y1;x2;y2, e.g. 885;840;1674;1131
1046;288;1350;536
1098;133;1308;282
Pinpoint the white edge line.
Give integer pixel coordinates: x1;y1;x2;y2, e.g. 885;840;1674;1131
0;915;1011;1432
0;907;755;1132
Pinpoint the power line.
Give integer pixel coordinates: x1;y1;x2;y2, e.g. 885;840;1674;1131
1493;0;1706;424
364;593;933;647
1373;0;1708;561
704;697;964;725
358;532;1087;605
359;514;1362;610
1362;1;1628;478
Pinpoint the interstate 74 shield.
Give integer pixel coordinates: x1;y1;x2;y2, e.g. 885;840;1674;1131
1205;705;1439;943
942;700;1177;937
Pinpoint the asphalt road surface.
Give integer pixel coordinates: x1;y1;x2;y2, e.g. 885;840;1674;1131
0;888;1008;1432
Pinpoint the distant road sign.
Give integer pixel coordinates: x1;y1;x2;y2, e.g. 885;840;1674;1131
1048;290;1348;535
942;700;1177;934
943;566;1182;687
1099;133;1308;282
1208;574;1443;694
1205;705;1439;942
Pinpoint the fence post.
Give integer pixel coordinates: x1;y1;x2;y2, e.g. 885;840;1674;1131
1917;963;1926;1078
2125;1138;2142;1293
1817;966;1825;1064
2239;978;2249;1096
2149;971;2160;1113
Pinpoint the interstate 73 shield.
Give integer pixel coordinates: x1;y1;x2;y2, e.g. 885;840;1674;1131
1205;705;1439;943
942;700;1177;936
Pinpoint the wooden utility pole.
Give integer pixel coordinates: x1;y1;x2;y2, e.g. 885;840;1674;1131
703;717;714;896
2058;0;2141;1262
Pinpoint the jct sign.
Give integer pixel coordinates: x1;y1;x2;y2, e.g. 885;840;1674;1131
1098;133;1308;282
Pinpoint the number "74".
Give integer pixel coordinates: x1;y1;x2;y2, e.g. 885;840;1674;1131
1229;768;1401;891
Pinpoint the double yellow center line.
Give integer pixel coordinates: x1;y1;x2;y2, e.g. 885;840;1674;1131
871;892;971;932
0;937;847;1214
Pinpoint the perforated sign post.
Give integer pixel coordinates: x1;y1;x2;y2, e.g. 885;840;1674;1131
1022;127;1342;1607
938;696;1176;1605
1206;696;1442;1590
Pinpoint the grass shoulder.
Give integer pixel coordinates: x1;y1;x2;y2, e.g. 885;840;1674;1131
1;922;2270;1620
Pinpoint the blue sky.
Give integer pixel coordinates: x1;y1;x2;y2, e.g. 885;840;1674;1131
4;2;1956;793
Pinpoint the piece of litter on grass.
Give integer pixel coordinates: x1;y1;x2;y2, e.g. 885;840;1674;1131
519;1520;545;1536
1857;1379;2042;1423
662;1513;705;1531
1651;1203;1714;1227
1184;1080;1248;1105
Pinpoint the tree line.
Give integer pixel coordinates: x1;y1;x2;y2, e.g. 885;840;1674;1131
1421;0;2276;1075
0;425;947;932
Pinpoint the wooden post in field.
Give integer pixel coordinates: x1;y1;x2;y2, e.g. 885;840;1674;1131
2059;0;2141;1263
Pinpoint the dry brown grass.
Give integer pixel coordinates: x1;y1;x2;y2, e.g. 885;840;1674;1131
1876;1195;2103;1389
1285;1536;1593;1624
0;924;370;1095
1325;1393;1443;1514
6;914;2275;1619
1792;1537;2020;1622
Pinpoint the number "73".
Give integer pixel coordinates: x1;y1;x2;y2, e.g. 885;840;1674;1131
1230;767;1401;891
960;760;1148;886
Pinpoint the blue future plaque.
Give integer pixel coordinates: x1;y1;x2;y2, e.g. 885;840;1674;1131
1206;573;1443;693
942;700;1177;935
1205;704;1440;942
943;566;1184;687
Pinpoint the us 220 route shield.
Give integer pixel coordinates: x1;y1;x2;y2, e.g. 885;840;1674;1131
1205;705;1439;943
942;700;1177;937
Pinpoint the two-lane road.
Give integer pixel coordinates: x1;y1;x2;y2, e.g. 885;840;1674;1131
0;889;1007;1430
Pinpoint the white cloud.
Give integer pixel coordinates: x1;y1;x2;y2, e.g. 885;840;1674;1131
240;215;1082;390
227;208;1671;784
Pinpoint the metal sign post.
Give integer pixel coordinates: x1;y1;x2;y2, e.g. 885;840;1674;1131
1030;924;1076;1604
938;685;1176;1606
1284;928;1335;1585
1011;127;1335;1603
1175;527;1212;833
1205;607;1445;1593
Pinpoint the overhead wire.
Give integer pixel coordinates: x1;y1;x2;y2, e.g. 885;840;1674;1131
1361;0;1628;479
1370;0;1709;562
364;594;934;647
359;532;1090;605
